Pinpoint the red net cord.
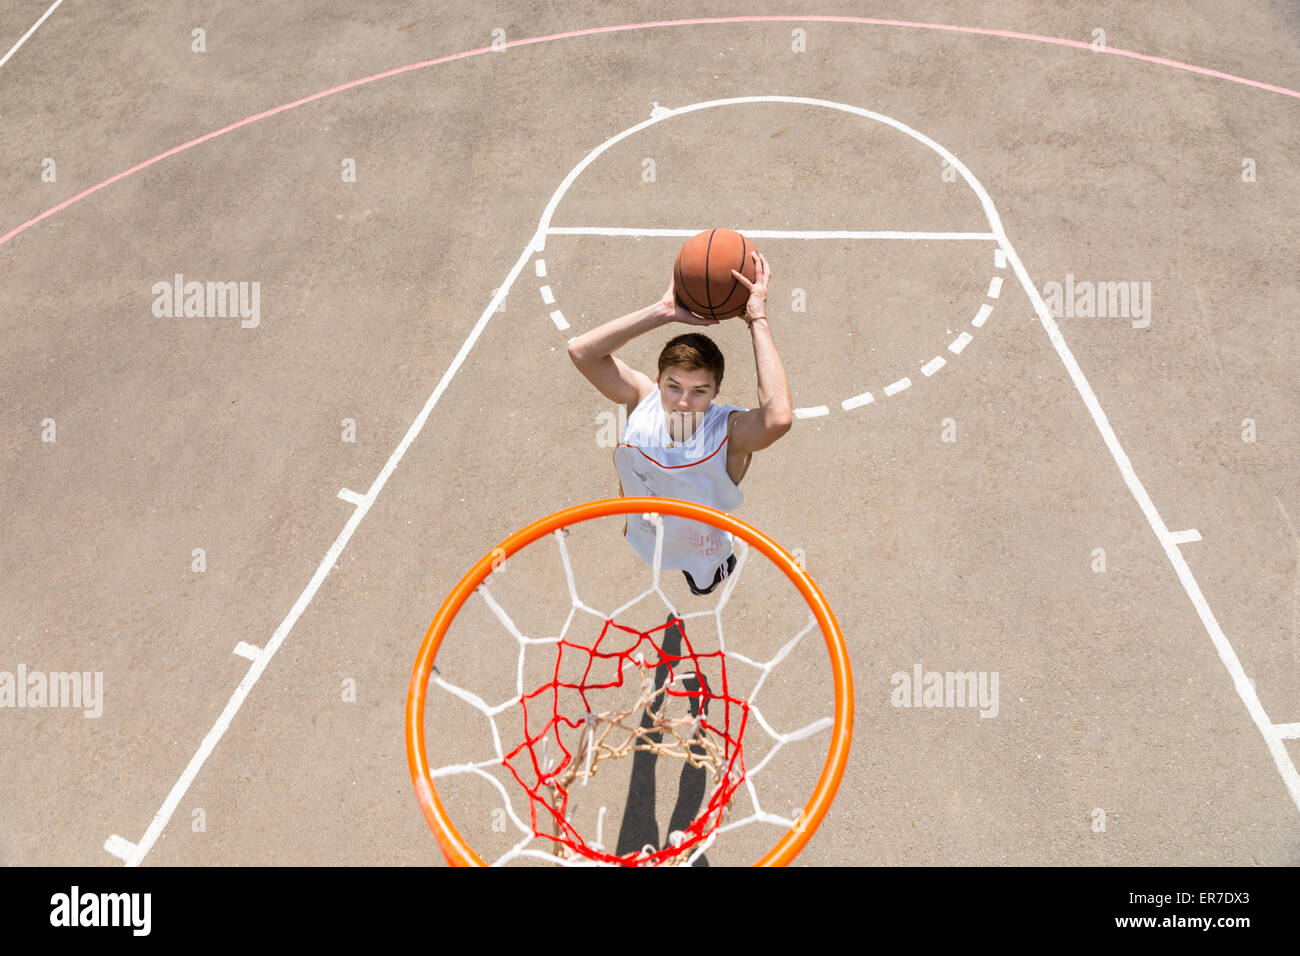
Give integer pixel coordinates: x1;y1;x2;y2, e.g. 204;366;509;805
501;616;750;865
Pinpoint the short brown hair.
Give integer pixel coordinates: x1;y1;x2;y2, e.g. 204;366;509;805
657;333;724;390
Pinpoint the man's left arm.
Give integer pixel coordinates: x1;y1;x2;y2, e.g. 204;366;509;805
728;252;793;453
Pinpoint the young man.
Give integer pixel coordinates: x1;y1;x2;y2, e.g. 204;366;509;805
567;251;793;595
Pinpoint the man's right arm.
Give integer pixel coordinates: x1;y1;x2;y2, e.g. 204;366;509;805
566;301;670;408
569;281;723;408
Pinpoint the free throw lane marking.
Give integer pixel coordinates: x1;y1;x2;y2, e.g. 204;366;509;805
232;642;261;661
546;227;997;241
540;101;1014;415
337;488;365;506
543;222;996;410
1000;222;1300;815
1169;529;1202;544
104;222;547;865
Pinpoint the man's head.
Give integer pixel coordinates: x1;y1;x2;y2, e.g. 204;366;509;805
655;334;724;425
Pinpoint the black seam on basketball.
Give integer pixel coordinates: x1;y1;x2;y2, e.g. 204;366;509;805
703;229;717;315
720;237;747;315
681;285;709;314
676;259;710;315
683;239;714;318
674;259;696;312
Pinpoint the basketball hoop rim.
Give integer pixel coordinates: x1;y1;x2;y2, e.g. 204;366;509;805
405;496;854;867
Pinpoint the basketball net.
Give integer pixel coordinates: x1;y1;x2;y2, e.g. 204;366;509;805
407;498;852;867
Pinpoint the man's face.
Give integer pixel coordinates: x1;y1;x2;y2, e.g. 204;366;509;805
657;366;718;431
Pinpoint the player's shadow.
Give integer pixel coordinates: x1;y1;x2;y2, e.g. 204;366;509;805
615;613;711;867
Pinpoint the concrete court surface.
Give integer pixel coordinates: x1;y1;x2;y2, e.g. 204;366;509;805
0;1;1297;865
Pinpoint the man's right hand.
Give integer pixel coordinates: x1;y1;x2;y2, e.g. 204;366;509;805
659;278;721;326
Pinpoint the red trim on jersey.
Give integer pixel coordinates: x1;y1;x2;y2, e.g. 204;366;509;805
618;435;729;469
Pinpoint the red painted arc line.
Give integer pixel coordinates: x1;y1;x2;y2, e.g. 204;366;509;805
2;15;1296;249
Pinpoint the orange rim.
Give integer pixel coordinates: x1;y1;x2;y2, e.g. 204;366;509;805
405;497;854;867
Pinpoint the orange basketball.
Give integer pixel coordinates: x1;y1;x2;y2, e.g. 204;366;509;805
673;228;757;320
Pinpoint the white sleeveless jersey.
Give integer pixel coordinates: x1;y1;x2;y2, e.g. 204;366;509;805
613;388;747;585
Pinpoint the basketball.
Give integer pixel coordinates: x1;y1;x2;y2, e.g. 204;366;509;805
673;228;758;320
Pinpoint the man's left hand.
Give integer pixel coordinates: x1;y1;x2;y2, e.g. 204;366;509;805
731;250;770;325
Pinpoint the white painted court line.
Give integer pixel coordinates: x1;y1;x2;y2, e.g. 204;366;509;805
997;229;1300;815
547;226;998;241
971;304;993;327
883;377;911;397
102;834;136;862
534;259;547;277
948;331;973;354
1274;723;1300;739
232;642;261;661
1169;529;1202;545
994;249;1007;269
0;0;65;69
106;225;546;866
337;488;365;506
539;100;1013;418
987;276;1003;298
541;220;995;418
921;356;946;377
